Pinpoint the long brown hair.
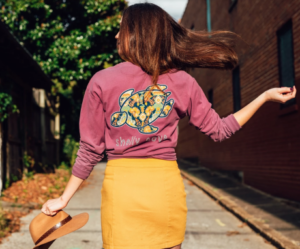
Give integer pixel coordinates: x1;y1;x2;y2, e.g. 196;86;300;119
118;3;240;87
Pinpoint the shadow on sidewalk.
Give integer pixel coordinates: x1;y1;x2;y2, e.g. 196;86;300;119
177;159;300;246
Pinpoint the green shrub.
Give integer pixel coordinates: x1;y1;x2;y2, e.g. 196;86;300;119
23;152;35;180
62;135;79;167
0;93;18;122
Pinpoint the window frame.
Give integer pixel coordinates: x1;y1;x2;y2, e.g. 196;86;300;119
229;0;238;13
277;19;296;109
232;66;241;112
208;88;214;108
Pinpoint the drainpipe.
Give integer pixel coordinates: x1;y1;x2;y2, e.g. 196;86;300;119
206;0;212;33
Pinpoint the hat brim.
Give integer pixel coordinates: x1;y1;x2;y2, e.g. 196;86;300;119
33;212;89;249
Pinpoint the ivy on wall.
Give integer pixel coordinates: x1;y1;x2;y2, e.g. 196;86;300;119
0;93;18;122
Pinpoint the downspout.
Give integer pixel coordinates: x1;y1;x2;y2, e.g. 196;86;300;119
206;0;212;33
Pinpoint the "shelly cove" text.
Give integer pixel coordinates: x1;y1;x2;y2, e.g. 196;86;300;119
116;135;168;147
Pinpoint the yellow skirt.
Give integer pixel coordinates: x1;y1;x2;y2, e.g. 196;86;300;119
101;158;187;249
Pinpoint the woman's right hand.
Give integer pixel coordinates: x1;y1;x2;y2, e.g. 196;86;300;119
264;86;297;103
41;196;68;216
40;174;84;216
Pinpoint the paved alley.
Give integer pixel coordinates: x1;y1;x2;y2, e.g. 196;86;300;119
182;177;276;249
1;163;276;249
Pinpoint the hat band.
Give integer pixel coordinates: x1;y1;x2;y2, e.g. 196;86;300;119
35;215;72;245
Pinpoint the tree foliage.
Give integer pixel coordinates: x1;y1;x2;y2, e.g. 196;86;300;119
0;0;127;163
0;0;125;90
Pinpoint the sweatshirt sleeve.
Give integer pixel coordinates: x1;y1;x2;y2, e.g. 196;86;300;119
187;79;241;142
72;79;105;180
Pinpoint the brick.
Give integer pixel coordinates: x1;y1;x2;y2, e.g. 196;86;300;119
179;0;300;202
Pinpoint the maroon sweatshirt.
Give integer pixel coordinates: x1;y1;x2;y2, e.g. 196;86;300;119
72;62;242;179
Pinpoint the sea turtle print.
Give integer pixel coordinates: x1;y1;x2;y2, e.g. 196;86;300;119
111;84;175;134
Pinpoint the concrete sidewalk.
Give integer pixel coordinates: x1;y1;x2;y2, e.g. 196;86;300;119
1;164;104;249
178;159;300;249
1;162;276;249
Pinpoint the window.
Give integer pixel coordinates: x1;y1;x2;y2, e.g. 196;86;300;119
190;24;195;31
232;66;241;112
229;0;238;13
208;89;213;108
277;19;296;108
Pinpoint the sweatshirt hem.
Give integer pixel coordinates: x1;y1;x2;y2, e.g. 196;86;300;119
72;166;90;180
226;114;242;132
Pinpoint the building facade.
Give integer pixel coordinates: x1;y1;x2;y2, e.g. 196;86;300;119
0;21;60;193
178;0;300;202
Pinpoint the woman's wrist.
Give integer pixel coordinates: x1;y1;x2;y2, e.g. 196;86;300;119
59;174;84;207
262;91;269;102
60;195;69;206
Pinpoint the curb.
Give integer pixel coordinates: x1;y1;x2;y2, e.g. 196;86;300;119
181;169;300;249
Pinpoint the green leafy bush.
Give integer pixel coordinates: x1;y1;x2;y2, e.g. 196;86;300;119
0;0;127;162
0;93;18;122
23;152;35;180
62;135;79;167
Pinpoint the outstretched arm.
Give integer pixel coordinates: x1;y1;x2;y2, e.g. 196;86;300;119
233;86;296;127
42;73;106;216
188;79;297;142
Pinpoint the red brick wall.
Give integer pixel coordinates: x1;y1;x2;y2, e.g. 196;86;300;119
177;0;300;202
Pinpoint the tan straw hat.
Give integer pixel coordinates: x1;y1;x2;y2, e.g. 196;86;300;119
29;210;89;248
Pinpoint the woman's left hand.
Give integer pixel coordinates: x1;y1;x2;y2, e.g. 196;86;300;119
41;196;67;216
264;86;297;103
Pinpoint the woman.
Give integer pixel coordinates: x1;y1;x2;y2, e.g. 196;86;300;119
42;3;296;249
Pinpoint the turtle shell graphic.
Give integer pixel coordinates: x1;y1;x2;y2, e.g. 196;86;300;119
111;84;174;134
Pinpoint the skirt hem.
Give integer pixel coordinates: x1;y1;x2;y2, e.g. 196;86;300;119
102;238;184;249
